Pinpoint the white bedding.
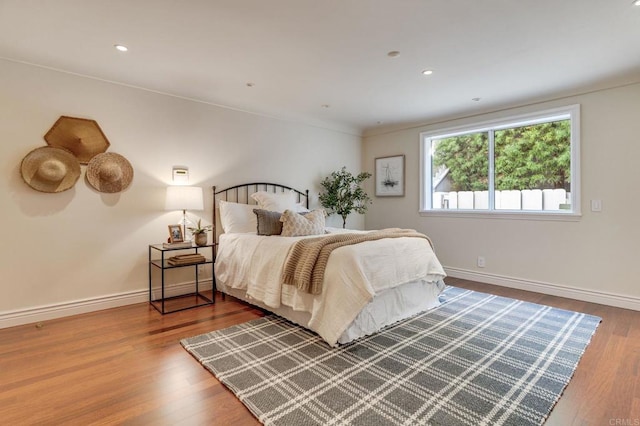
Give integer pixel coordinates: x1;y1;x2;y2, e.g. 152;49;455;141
215;228;446;346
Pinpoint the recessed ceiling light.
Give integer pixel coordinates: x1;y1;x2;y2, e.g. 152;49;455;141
321;104;330;108
246;82;255;87
114;44;128;52
387;51;400;58
472;97;481;102
422;69;433;76
634;0;640;6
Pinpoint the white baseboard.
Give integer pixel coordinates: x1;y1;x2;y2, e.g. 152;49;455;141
149;280;213;300
4;268;638;329
0;279;213;329
444;266;640;311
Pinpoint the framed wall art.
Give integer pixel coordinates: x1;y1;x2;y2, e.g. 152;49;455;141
375;155;405;197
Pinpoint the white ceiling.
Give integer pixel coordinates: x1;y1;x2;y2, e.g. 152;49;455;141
1;0;639;135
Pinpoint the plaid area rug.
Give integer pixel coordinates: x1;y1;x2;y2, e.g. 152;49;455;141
181;286;600;426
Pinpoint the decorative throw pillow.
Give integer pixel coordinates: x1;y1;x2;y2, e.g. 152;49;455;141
219;200;257;233
251;190;308;213
253;209;284;236
280;209;325;237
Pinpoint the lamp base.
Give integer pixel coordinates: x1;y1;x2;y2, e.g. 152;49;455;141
181;212;197;242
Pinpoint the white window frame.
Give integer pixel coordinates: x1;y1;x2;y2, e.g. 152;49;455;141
420;104;581;221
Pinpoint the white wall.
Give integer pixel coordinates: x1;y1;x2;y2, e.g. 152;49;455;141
0;59;361;322
363;82;640;308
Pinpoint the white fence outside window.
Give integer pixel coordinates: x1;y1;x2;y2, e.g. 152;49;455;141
434;188;569;211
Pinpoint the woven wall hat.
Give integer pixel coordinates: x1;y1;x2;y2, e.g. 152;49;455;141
44;116;110;164
20;146;81;193
86;152;134;193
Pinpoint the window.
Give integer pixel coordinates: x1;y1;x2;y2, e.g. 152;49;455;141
420;105;580;218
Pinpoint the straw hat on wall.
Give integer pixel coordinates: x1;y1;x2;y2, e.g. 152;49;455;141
20;146;81;193
44;116;110;164
86;152;134;193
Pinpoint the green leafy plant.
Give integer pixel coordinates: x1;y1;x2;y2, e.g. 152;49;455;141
187;219;212;235
319;166;372;228
433;120;571;191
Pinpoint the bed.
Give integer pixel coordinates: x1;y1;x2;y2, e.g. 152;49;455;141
212;182;446;346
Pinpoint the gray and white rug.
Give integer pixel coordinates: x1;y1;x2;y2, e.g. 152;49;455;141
181;286;600;425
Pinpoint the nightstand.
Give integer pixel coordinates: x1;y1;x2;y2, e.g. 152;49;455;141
148;243;215;314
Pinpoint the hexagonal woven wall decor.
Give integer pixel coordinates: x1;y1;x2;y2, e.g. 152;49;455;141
44;116;110;164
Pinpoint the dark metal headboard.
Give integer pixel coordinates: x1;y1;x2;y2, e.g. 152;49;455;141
212;183;309;255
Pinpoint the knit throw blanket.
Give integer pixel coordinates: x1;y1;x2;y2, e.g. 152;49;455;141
282;228;432;295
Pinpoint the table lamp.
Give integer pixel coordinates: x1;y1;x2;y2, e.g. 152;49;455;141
165;186;204;241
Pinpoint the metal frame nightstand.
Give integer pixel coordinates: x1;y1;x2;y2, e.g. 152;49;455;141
148;243;215;314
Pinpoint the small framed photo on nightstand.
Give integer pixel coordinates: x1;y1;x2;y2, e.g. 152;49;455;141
168;224;184;243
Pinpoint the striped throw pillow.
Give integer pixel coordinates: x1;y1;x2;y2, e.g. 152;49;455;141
253;209;283;236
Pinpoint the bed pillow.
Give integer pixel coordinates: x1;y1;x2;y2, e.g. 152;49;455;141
219;200;257;233
280;209;325;237
251;190;309;213
253;209;283;236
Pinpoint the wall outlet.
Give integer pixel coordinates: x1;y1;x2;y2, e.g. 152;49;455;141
477;256;486;268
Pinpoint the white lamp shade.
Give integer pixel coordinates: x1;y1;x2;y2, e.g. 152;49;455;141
165;186;204;211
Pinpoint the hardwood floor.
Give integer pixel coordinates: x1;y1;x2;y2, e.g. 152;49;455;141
1;279;638;425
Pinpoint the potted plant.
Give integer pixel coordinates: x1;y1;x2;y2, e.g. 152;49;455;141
187;219;212;246
319;166;372;228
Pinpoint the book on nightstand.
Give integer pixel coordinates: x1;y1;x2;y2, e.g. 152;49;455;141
167;254;206;265
162;241;193;249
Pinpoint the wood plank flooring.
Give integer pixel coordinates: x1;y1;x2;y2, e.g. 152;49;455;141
0;279;638;425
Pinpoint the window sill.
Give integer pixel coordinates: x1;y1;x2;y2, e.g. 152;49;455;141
418;210;582;222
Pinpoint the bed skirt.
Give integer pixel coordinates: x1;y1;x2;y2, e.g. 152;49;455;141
218;278;445;345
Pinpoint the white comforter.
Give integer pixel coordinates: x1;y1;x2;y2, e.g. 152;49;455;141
215;228;446;346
